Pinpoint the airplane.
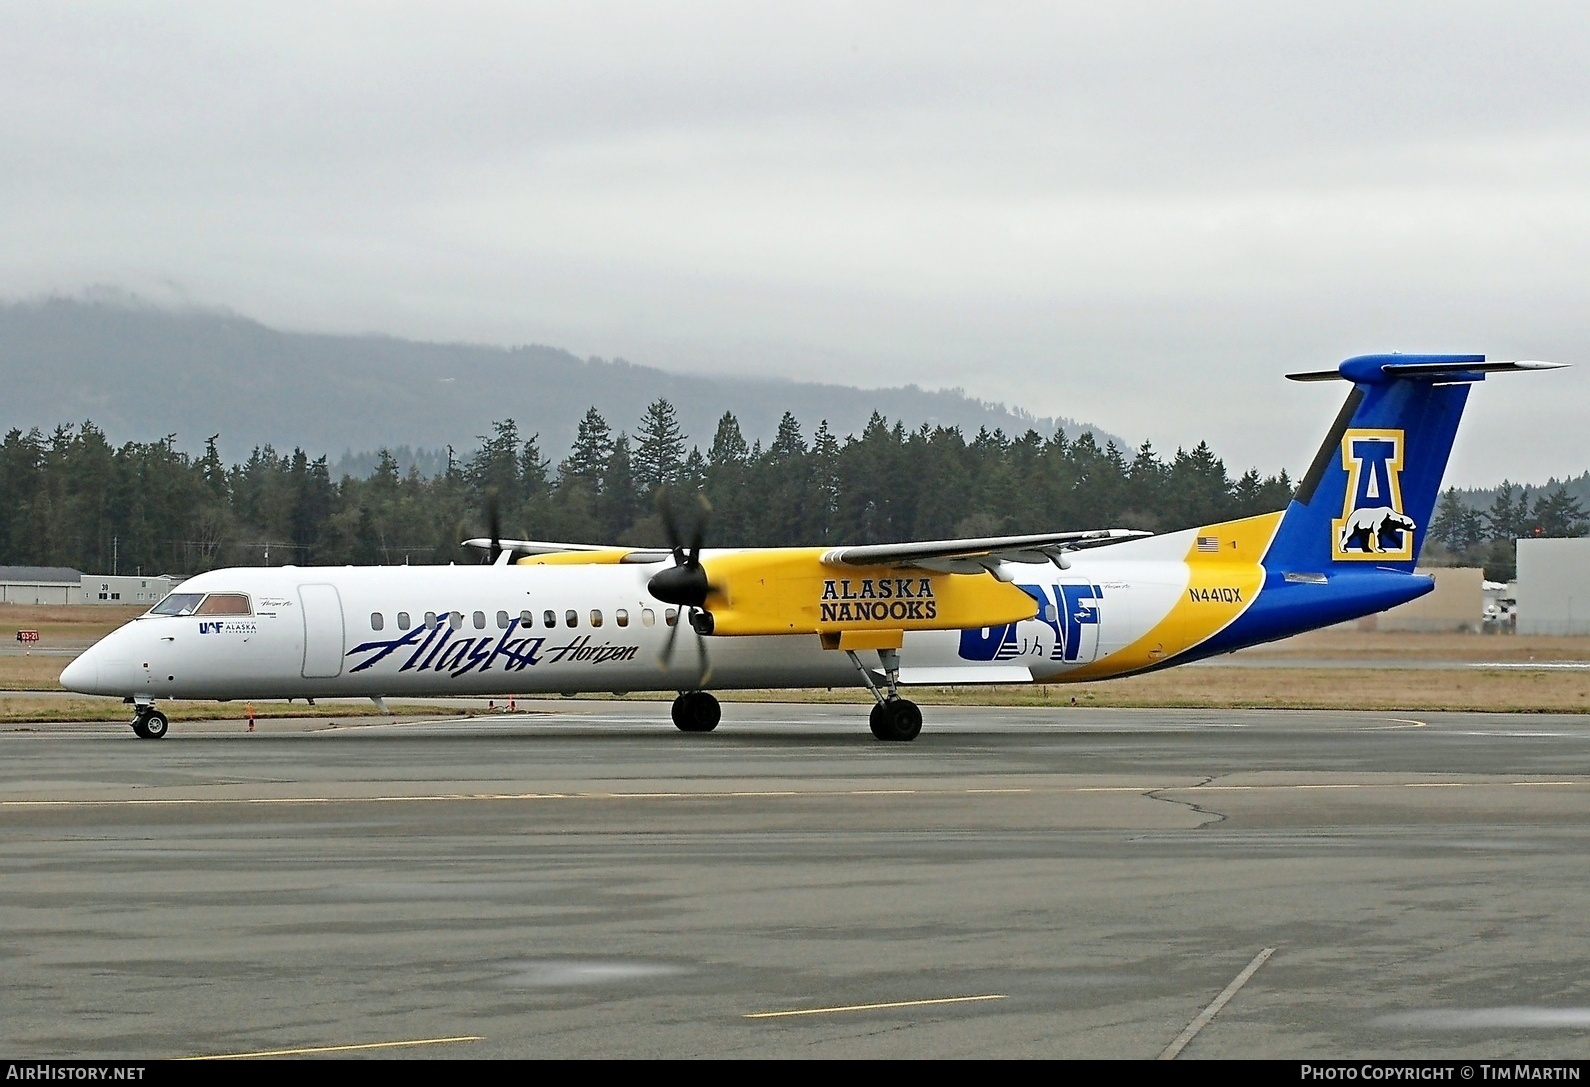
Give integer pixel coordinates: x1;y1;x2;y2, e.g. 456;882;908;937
61;353;1561;742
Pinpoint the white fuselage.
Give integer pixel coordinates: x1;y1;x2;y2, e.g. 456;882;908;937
60;541;1199;702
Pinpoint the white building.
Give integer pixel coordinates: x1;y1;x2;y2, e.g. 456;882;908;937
80;574;180;606
0;568;182;607
1515;538;1590;635
1343;567;1486;632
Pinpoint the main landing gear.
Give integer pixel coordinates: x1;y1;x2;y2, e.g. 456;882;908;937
131;704;169;740
671;690;721;733
848;647;922;742
868;698;922;742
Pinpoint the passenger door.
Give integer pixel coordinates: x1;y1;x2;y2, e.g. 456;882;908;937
298;584;346;679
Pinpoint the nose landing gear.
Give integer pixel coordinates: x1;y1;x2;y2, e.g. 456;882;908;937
131;706;169;740
671;690;721;733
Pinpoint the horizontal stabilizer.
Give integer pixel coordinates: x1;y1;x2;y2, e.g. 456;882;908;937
1286;355;1566;384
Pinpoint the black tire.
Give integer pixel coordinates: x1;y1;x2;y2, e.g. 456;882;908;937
131;716;151;739
137;710;169;740
869;701;888;739
672;691;721;733
691;691;721;732
872;698;922;742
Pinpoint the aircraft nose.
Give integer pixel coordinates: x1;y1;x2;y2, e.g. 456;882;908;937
59;652;98;693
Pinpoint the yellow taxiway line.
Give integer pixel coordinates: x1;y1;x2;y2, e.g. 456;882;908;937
745;994;1007;1019
181;1034;482;1060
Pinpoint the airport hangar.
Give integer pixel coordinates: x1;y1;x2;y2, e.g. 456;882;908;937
0;566;180;606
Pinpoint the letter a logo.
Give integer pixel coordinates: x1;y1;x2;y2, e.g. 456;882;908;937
1331;429;1415;561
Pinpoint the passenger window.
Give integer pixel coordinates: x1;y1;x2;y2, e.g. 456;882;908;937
642;609;655;627
497;610;510;629
473;610;486;630
565;609;578;627
397;612;411;630
615;609;629;628
425;611;438;630
521;609;534;626
543;610;556;628
370;612;384;631
665;608;678;627
194;593;252;616
448;611;463;631
590;610;603;627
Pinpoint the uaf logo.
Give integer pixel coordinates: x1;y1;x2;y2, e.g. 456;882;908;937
1332;428;1416;561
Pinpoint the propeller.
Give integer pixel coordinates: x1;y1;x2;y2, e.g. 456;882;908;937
483;488;510;565
649;491;715;685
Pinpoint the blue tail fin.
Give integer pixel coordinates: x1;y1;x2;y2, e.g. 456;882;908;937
1266;355;1558;573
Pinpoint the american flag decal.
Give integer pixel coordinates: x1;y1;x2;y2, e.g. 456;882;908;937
1196;536;1220;553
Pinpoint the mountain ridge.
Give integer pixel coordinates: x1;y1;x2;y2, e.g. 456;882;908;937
0;297;1122;467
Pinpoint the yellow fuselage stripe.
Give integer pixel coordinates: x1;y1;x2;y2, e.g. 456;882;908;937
1065;511;1282;680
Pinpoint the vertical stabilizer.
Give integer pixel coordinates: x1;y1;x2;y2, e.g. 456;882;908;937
1265;355;1560;573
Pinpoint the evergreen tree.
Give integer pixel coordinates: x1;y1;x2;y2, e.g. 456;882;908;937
634;398;686;496
466;420;525;506
708;411;750;468
598;434;639;541
705;412;752;544
562;407;614;490
1485;483;1526;541
1430;488;1488;550
1528;484;1589;538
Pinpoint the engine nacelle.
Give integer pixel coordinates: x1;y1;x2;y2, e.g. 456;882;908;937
696;548;1038;639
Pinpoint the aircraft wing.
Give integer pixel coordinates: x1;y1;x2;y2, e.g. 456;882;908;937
461;537;672;563
819;528;1149;578
462;537;609;555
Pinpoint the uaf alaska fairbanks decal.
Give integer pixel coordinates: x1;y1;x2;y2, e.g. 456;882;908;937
197;620;257;635
1332;428;1416;562
959;582;1102;664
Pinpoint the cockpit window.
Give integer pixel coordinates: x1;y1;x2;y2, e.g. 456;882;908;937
150;593;205;616
194;593;252;616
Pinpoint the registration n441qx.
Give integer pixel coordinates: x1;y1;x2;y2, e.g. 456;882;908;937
62;355;1560;741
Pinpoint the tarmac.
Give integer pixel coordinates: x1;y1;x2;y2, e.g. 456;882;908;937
2;701;1589;1059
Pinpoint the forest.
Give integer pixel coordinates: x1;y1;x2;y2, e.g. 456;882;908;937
0;398;1579;581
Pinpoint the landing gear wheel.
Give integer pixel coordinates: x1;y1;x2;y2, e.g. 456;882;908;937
868;701;888;739
671;691;721;733
869;698;922;742
132;709;169;740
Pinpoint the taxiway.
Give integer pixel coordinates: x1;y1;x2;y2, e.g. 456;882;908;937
2;702;1588;1059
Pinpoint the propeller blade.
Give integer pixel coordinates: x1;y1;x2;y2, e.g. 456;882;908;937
658;607;682;669
691;609;713;687
657;489;686;564
687;494;711;565
484;488;504;564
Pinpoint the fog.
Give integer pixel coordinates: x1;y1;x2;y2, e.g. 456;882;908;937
3;3;1587;483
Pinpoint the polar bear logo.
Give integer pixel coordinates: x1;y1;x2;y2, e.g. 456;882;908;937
1338;507;1417;554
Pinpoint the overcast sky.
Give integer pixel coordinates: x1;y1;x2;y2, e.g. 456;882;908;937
3;2;1587;485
